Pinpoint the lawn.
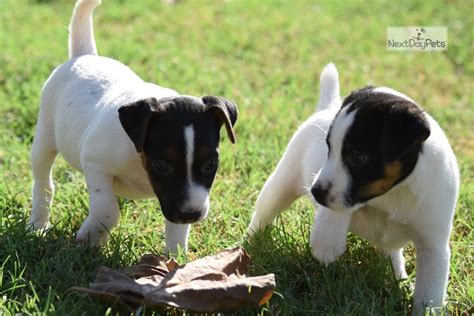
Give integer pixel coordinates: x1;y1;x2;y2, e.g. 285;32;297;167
0;0;472;314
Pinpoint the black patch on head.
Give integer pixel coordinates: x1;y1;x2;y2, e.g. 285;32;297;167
118;95;238;223
341;86;376;113
328;87;430;205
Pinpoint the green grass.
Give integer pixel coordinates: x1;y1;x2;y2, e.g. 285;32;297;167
1;0;472;314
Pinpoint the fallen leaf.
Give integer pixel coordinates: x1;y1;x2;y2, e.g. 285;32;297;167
68;247;275;312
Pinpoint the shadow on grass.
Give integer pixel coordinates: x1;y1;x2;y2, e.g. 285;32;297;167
0;214;140;314
0;215;264;315
243;222;412;315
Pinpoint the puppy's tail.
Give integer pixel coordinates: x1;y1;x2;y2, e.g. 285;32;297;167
69;0;102;59
316;63;341;112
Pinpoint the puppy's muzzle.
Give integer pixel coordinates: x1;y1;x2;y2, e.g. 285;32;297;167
165;206;207;224
175;209;202;223
311;183;330;207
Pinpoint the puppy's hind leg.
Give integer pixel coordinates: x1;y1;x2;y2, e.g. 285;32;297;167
247;158;303;236
29;116;58;230
247;175;300;236
386;248;408;279
76;171;119;246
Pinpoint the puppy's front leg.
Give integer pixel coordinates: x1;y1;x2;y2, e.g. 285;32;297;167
165;219;191;255
310;206;351;265
76;172;119;246
412;243;450;313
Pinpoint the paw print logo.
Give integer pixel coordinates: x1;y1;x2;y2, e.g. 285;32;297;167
412;28;426;40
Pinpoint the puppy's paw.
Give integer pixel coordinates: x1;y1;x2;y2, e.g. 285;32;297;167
394;266;409;280
246;214;270;237
165;243;187;258
246;222;259;238
76;218;109;247
310;228;347;265
28;209;50;231
28;218;51;232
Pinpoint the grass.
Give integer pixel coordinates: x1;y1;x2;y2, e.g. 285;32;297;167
0;0;472;314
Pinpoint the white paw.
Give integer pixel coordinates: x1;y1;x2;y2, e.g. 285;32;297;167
394;267;409;280
246;222;259;237
310;229;347;265
165;243;187;257
28;213;50;231
76;217;110;246
246;214;269;237
29;204;51;230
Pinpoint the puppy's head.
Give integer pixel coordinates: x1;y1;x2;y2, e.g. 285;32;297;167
118;95;238;223
312;87;430;212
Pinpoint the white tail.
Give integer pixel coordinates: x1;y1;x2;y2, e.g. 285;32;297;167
69;0;102;59
316;63;341;112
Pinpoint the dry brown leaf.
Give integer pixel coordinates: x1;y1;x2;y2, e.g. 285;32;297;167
68;247;275;312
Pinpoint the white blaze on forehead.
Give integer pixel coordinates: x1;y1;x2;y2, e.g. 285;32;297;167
373;87;416;103
315;106;357;211
184;125;194;182
328;106;356;155
183;125;210;216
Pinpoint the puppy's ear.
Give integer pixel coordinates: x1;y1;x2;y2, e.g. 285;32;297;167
202;95;238;143
118;98;159;153
381;102;430;162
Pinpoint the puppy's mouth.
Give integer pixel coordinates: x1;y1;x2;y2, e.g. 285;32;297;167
311;189;363;213
165;212;203;224
329;202;364;213
161;204;209;224
152;184;210;224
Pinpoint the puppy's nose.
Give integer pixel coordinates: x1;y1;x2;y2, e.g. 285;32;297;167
176;210;202;223
311;183;329;207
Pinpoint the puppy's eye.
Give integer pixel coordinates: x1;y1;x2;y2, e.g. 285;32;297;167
152;160;173;175
202;158;219;173
347;151;368;166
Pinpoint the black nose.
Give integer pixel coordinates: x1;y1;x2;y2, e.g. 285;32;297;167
311;184;329;207
175;210;201;223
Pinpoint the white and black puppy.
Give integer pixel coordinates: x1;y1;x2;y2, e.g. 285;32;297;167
29;0;238;253
248;64;459;312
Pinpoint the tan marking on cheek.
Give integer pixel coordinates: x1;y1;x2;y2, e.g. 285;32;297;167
359;161;402;198
164;148;180;160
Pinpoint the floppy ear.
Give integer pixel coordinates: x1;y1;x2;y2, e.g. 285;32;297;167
118;98;158;153
202;95;239;143
381;103;431;162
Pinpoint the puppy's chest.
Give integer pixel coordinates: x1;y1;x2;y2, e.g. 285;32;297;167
369;184;419;224
350;186;419;248
350;206;411;249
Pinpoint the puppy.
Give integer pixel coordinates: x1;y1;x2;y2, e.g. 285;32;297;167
29;0;238;254
248;64;459;312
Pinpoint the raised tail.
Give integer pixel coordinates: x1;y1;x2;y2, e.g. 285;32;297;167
68;0;102;59
316;63;341;112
